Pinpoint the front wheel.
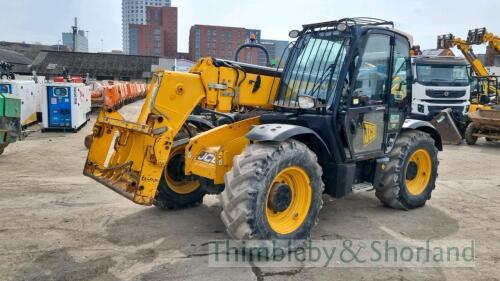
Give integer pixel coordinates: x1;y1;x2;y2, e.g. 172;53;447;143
465;123;478;145
375;130;439;209
220;140;324;251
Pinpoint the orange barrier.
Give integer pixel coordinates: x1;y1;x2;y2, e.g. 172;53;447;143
90;81;149;109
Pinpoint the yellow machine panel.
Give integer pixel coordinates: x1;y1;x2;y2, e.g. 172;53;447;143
84;58;279;205
185;117;260;184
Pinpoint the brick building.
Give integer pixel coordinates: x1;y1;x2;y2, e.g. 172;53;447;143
128;6;177;57
189;25;261;65
122;0;171;54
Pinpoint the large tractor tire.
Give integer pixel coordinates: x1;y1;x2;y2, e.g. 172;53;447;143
465;123;478;145
375;130;438;210
220;140;324;251
153;144;208;210
153;122;210;210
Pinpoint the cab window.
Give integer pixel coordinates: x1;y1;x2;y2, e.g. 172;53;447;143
390;35;410;108
352;34;391;106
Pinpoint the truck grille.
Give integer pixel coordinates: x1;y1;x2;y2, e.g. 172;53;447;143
421;99;467;104
428;106;465;114
426;90;466;98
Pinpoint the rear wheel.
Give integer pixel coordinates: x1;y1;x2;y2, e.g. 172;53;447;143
153;121;210;210
220;140;324;251
153;144;207;210
375;130;438;209
465;123;478;145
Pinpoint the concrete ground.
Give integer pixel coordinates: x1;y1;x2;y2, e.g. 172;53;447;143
1;101;500;281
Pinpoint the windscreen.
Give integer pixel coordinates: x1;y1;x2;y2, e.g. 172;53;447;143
275;30;349;108
416;64;469;86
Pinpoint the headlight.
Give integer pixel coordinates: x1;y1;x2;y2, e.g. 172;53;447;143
336;22;348;32
289;30;300;39
298;96;316;109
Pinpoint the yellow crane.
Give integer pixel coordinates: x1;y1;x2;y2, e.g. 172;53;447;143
437;29;500;111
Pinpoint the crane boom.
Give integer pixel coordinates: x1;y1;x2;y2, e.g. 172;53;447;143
437;33;499;101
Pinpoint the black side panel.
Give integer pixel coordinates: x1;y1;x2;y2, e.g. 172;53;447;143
323;162;356;198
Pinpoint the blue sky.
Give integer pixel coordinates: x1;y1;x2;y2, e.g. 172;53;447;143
1;0;499;54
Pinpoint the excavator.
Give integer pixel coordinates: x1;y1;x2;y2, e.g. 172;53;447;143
84;18;442;250
437;28;500;111
437;28;500;145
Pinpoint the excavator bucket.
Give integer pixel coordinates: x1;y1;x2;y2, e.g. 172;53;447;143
437;34;455;49
431;109;463;145
467;28;487;45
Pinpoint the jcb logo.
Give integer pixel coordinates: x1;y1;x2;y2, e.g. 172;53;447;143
363;121;377;146
197;151;216;165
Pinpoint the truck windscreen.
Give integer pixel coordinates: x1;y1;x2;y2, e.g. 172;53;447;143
416;64;469;86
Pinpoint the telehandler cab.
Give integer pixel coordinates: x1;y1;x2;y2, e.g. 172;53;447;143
84;18;442;250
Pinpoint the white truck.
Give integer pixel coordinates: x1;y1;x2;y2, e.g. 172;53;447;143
410;56;470;121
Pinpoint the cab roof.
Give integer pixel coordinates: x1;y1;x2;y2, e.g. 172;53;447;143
414;55;468;66
301;17;411;43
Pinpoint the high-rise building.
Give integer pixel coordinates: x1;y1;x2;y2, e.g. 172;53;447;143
128;6;177;57
122;0;171;54
62;30;89;52
189;25;261;65
259;39;290;67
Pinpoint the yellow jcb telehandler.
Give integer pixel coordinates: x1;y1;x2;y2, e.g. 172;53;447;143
84;18;442;250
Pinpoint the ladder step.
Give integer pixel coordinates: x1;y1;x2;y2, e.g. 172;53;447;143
352;182;374;193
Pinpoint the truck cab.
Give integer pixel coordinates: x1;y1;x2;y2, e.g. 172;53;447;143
410;56;470;120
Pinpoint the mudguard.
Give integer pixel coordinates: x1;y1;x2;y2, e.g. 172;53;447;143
246;123;331;158
403;119;443;151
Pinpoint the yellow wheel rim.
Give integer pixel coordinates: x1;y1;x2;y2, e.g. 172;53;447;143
405;149;432;196
265;166;312;235
164;145;200;195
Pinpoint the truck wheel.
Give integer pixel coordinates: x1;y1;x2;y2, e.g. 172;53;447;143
465;123;478;145
220;140;324;252
153;144;207;210
375;130;438;210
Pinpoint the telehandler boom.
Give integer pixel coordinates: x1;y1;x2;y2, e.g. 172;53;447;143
437;30;500;110
85;18;442;249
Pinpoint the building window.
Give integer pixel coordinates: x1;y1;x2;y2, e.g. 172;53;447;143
195;28;201;59
154;28;161;55
207;29;211;50
129;27;138;55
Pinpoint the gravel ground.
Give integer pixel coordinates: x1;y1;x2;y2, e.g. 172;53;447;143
1;101;499;281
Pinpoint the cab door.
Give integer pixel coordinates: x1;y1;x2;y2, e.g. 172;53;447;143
343;32;407;160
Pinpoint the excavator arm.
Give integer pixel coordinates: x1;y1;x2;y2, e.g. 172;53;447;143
437;33;499;104
437;34;490;77
467;28;500;54
84;58;280;205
